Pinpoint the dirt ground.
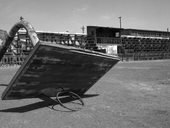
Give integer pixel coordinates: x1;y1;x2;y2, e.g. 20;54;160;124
0;60;170;128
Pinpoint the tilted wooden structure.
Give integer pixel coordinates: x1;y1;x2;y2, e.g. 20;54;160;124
0;20;119;111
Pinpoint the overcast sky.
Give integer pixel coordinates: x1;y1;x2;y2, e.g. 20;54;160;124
0;0;170;33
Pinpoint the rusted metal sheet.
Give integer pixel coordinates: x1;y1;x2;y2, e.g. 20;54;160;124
2;42;119;100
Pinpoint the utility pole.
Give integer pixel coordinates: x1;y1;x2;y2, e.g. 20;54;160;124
118;17;122;28
118;16;124;61
81;26;85;34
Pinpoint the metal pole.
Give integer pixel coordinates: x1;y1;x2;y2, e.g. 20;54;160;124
118;17;123;61
118;17;122;28
81;26;85;34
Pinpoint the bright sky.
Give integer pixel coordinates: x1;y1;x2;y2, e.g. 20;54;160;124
0;0;170;33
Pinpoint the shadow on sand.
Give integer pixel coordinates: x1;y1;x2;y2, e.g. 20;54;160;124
0;94;99;113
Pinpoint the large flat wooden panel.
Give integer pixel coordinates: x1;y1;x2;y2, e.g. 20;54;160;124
2;42;119;100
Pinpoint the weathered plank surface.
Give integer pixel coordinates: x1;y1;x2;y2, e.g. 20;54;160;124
2;42;119;100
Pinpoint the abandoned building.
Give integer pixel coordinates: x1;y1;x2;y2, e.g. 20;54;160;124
0;25;170;65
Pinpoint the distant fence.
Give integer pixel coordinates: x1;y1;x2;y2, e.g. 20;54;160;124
0;55;27;67
1;52;170;67
119;52;170;61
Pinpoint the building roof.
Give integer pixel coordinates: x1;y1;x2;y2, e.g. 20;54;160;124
87;26;170;34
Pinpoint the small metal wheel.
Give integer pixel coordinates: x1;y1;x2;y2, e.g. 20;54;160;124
55;91;84;111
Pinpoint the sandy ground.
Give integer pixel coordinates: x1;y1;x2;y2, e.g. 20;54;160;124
0;60;170;128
